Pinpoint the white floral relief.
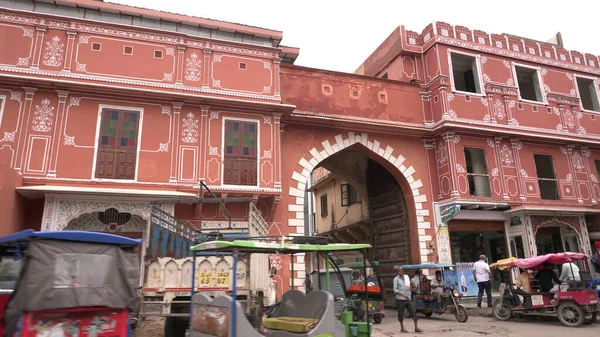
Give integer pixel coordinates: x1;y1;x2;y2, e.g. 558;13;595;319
10;91;22;102
500;144;513;166
69;96;81;107
447;93;454;101
0;132;15;142
263;116;272;125
263;61;271;69
591;174;598;183
506;78;514;86
184;53;202;82
79;36;90;44
436;142;448;166
566;73;573;81
262;86;272;94
566;173;573;182
572;152;584;172
520;169;528;177
480;97;488;106
17;57;29;67
210;111;219;120
442;110;457;120
508;118;519;126
63;135;75;146
42;36;64;67
181;112;199;143
161;106;171;115
455;164;466;174
32;99;55;132
491;168;499;177
452;135;460;144
483;74;491;82
209;146;219;156
166;48;175;56
514;141;523;150
22;28;34;38
487;139;495;148
158;143;169;152
578;126;587;134
76;63;87;72
263;150;272;159
480;56;487;64
212;79;222;89
163;73;173;82
563;109;575;129
582;147;592;157
483;115;491;123
493;99;505;120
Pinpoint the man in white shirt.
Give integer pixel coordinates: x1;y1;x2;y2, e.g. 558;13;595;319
431;270;446;311
472;254;492;308
559;262;581;283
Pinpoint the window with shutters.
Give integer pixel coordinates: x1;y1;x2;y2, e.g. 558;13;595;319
223;120;258;185
95;108;140;180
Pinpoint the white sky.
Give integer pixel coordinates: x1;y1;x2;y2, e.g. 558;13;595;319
111;0;600;74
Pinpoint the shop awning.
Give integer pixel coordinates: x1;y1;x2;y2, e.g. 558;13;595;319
504;205;600;214
16;185;198;200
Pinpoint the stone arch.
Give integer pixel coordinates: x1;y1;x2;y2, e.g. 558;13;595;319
164;260;180;288
288;132;432;260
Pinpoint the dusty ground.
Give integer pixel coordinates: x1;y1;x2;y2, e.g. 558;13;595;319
372;312;599;337
134;312;599;337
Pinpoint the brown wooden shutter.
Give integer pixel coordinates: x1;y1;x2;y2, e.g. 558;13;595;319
95;109;139;180
223;120;257;186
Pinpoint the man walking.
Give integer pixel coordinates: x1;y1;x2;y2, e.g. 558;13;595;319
472;254;492;308
393;266;423;333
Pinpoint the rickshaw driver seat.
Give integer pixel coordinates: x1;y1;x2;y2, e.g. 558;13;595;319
261;290;346;337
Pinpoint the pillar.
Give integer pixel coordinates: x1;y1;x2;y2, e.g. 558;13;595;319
47;90;69;177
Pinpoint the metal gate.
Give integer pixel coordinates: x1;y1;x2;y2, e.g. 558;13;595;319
367;160;412;308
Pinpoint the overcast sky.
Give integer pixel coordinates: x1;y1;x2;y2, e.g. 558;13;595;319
111;0;599;74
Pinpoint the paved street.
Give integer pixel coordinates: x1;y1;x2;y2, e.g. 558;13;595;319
370;311;600;337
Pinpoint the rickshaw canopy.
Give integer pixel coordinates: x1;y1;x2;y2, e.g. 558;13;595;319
491;252;588;271
2;231;142;337
339;261;380;268
0;229;142;246
191;240;371;254
396;263;455;270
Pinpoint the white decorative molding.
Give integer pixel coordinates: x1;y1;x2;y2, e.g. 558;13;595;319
161;106;171;115
32;98;55;132
69;96;81;107
158;143;169;152
42;36;64;67
10;91;22;102
201;220;249;229
181;112;199;143
210;111;220;120
263;149;272;159
63;135;75;146
184;53;201;81
0;132;15;142
263;116;272;125
209;146;219;156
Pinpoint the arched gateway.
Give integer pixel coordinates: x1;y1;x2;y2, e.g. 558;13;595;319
286;131;434;306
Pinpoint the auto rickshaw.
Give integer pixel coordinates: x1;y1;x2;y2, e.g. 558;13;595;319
491;252;600;327
188;236;381;337
0;229;142;337
338;260;385;324
399;263;468;322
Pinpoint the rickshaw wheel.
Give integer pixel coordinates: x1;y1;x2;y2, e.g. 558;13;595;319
583;312;597;325
557;302;585;327
373;314;383;324
492;299;512;321
454;305;469;323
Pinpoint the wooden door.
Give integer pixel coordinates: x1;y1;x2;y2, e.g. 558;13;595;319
95;109;140;180
223;120;257;185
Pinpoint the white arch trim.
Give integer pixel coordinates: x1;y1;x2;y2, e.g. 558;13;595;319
286;132;434;287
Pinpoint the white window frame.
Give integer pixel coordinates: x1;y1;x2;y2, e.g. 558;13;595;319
220;116;261;188
0;95;6;129
512;62;548;105
574;74;600;113
91;104;144;183
447;49;485;97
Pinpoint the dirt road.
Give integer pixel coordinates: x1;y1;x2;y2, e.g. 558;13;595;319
372;313;599;337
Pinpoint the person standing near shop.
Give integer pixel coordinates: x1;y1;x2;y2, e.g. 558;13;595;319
472;254;492;308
